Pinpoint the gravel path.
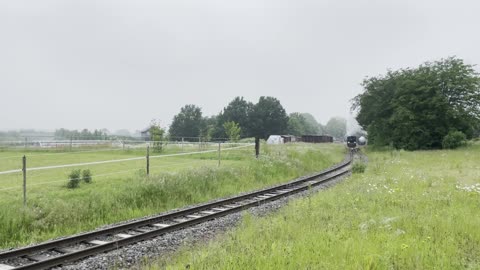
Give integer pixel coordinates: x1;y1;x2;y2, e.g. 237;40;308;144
57;171;351;270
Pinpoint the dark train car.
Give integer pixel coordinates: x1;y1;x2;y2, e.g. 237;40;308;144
301;135;333;143
347;136;357;148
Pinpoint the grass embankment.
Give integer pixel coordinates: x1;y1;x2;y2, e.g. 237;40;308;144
151;142;480;270
0;143;344;249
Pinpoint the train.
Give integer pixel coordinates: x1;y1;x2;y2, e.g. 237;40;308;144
346;135;367;149
266;135;334;144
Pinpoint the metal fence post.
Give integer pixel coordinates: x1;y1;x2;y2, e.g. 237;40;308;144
146;145;150;176
22;155;27;207
70;136;73;151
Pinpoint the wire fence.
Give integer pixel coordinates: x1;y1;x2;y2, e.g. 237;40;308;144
0;143;253;175
0;143;255;205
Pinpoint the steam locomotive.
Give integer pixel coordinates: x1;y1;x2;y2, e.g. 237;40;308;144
346;135;367;149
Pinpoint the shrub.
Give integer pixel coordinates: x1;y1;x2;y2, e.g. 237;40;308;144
82;169;92;183
67;169;81;189
442;131;467;149
352;162;366;173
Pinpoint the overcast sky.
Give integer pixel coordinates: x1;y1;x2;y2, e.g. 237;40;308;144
1;0;479;133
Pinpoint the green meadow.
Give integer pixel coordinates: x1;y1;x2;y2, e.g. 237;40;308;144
150;142;480;270
0;143;344;249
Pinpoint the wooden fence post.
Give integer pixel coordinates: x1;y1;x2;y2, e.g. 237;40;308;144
22;155;27;207
146;145;150;176
218;142;221;166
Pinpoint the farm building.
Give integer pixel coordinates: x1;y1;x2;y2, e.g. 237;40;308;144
140;127;150;141
301;135;333;143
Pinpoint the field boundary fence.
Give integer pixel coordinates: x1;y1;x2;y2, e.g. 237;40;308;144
0;142;254;205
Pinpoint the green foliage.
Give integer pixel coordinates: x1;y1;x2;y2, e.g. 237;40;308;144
223;121;241;142
301;113;324;134
214;97;254;139
149;120;165;153
249;96;289;139
67;169;81;189
169;105;204;141
82;169;92;183
325;117;347;139
200;115;217;141
442;130;467;149
55;128;109;140
287;113;307;135
353;57;480;150
352;161;366;173
287;113;323;136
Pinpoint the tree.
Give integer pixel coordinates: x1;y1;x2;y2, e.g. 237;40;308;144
149;120;165;152
223;121;241;142
249;96;289;157
352;57;480;150
214;97;254;138
249;96;289;139
287;113;307;136
301;113;323;134
287;113;323;136
200;115;217;142
169;104;203;141
325;117;347;140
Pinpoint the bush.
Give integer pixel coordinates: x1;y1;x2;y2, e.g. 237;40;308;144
67;169;81;189
442;131;467;149
352;162;366;174
82;169;92;183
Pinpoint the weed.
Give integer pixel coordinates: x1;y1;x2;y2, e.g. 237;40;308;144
352;161;366;173
67;169;81;189
82;169;92;183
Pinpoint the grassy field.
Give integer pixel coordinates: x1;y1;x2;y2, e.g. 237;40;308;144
0;143;242;192
149;142;480;270
0;143;345;249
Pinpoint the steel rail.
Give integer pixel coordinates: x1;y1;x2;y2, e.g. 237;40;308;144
0;156;352;270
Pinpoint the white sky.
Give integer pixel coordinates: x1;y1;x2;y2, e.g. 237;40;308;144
1;0;479;132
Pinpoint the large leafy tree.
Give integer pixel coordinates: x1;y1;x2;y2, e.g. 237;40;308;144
287;113;307;136
325;117;347;140
249;96;289;139
169;104;203;141
287;113;322;135
214;97;254;138
301;113;324;134
248;96;289;157
353;57;480;150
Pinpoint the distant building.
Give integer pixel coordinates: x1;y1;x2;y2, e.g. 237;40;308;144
267;135;284;144
140;127;151;141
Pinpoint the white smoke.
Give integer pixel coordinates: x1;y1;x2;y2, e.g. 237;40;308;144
346;112;365;137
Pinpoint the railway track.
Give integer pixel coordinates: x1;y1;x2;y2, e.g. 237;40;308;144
0;155;352;270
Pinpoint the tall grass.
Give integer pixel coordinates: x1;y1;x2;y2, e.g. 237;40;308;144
149;142;480;270
0;143;344;249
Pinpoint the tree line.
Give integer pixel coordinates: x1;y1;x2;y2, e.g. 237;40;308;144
165;96;347;142
353;57;480;150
